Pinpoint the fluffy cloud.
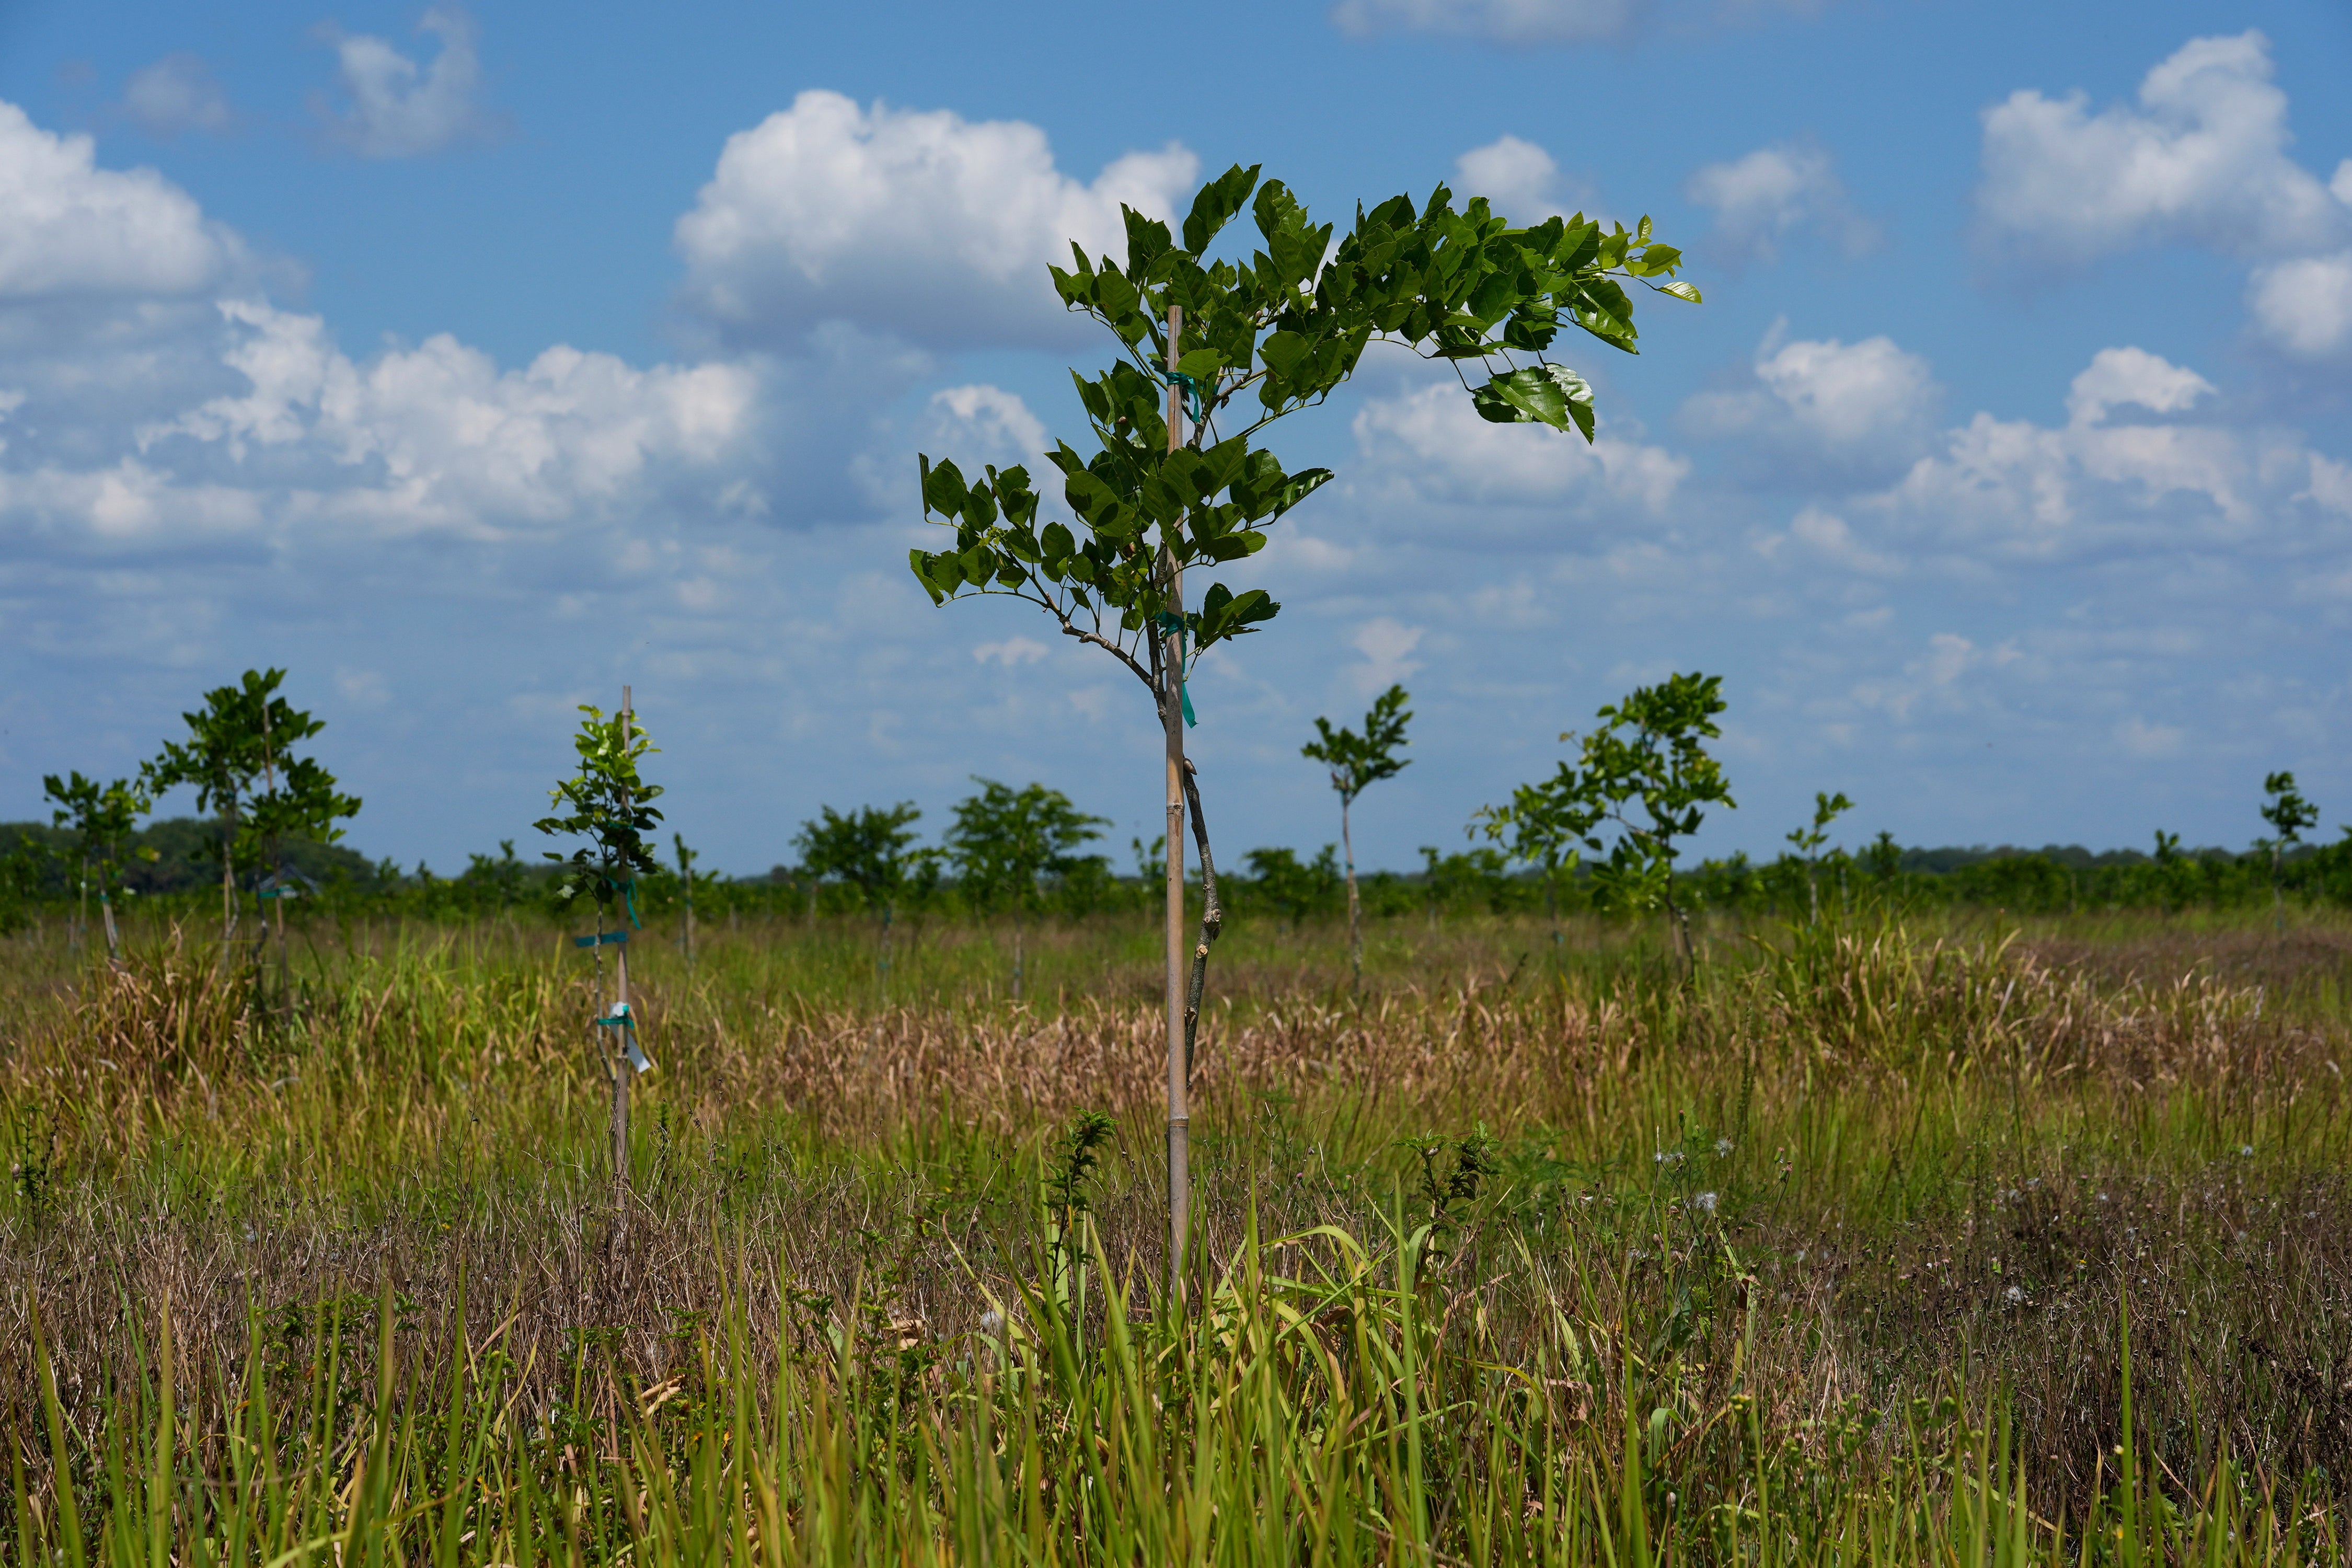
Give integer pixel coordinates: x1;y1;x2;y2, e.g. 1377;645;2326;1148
1353;377;1687;514
1681;324;1939;479
0;102;235;298
1330;0;1642;44
313;6;500;158
1350;618;1425;693
1453;135;1600;224
126;302;759;538
1685;139;1876;266
0;98;760;552
674;91;1196;350
2247;251;2352;361
1976;31;2346;268
121;55;233;138
1868;347;2342;552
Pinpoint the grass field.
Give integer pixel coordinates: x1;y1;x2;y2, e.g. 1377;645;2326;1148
5;902;2352;1564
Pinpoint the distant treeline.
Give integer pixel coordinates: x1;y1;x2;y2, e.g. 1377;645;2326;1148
2;816;2346;930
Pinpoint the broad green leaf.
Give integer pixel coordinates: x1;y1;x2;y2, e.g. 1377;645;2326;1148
1657;279;1702;303
1184;163;1261;253
1469;364;1594;439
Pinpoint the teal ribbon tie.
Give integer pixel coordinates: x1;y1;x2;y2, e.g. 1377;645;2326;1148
1139;354;1208;424
1156;613;1198;728
574;930;629;949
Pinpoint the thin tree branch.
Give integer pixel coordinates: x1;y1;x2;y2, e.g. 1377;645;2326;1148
1180;758;1224;1079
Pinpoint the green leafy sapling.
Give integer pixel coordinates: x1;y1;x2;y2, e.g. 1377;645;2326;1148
794;803;928;997
945;779;1109;1001
42;770;153;963
907;163;1696;1281
535;698;664;1192
2258;771;2318;929
1786;790;1853;924
146;669;359;961
1474;759;1603;955
1302;684;1412;989
1563;673;1734;976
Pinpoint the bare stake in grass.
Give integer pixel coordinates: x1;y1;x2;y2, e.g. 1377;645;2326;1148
910;162;1698;1293
537;687;664;1199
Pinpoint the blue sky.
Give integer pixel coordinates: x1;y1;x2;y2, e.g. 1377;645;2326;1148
1;0;2348;877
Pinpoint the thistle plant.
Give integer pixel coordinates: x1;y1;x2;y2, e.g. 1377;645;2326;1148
908;162;1697;1286
1303;684;1412;990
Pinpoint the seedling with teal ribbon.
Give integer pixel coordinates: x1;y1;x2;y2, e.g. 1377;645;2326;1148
536;687;664;1197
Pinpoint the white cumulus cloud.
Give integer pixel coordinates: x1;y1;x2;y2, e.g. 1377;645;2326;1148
1353;379;1687;514
0;101;235;298
2247;251;2352;361
1452;135;1599;223
1350;617;1425;694
674;90;1196;350
135;301;758;537
1870;347;2316;552
313;6;499;158
1685;138;1876;266
1975;30;2347;268
1681;322;1939;479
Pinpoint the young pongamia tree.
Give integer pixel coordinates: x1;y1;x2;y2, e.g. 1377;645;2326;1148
535;693;664;1196
794;803;929;998
1785;790;1852;924
908;163;1697;1286
1489;673;1731;976
146;670;359;962
945;778;1109;1000
42;771;151;963
1472;763;1599;955
2258;771;2319;929
1302;684;1411;988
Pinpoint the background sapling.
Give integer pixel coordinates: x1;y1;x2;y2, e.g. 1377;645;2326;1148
1302;684;1412;989
2258;771;2319;930
793;803;930;1002
1786;790;1853;925
944;779;1109;1000
41;771;152;964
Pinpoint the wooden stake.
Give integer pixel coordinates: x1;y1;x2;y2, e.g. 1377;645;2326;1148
1162;303;1190;1302
613;685;634;1202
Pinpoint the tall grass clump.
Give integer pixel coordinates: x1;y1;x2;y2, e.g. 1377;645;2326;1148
5;904;2352;1561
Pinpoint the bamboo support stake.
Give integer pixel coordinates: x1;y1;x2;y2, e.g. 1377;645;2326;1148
612;685;635;1201
260;695;291;1000
1162;302;1190;1302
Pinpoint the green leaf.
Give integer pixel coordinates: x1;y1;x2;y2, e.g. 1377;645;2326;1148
1183;163;1261;253
1259;330;1309;383
1656;279;1702;303
922;458;969;519
1470;364;1594;440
